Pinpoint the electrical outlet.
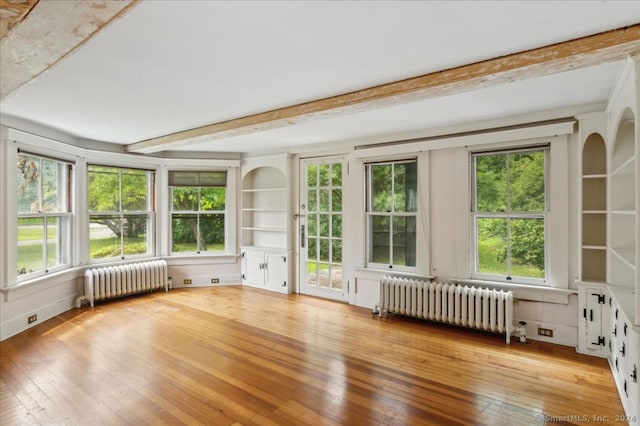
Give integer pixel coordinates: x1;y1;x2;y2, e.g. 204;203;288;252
538;327;553;338
28;314;37;324
211;278;219;284
183;279;192;285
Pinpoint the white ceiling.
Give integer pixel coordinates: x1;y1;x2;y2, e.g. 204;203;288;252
1;0;640;155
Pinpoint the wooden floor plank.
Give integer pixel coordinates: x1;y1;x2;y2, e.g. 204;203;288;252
0;286;624;425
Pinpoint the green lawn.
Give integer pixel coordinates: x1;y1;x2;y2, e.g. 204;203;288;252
478;238;544;279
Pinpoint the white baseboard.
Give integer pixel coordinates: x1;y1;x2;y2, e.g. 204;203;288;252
170;274;241;288
1;293;79;341
513;318;577;347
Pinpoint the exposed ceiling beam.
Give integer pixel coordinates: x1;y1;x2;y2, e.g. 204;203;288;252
0;0;138;101
0;0;39;40
126;24;640;154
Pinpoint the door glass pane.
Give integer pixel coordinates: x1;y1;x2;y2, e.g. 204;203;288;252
319;164;330;187
332;239;342;263
307;190;317;212
319;239;329;262
319;214;329;237
332;188;342;212
331;163;342;186
307;164;318;187
331;215;342;237
308;214;317;236
307;262;318;286
319;189;330;212
308;237;317;259
318;263;329;288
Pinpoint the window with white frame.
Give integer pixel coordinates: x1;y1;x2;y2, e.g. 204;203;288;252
87;165;154;261
169;171;227;254
16;152;73;279
471;146;548;282
366;159;417;269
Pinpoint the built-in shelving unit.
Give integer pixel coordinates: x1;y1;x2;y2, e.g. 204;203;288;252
240;157;293;294
581;133;607;282
241;167;287;249
609;110;636;290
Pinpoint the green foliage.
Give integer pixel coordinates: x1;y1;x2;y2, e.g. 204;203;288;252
475;151;546;277
91;242;147;258
171;187;226;252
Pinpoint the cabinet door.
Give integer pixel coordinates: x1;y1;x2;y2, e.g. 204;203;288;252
242;250;265;287
627;329;638;410
265;252;288;292
584;289;606;350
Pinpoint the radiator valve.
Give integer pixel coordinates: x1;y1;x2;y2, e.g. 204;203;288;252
518;321;527;344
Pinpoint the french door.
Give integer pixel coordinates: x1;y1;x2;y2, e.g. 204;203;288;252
299;158;346;301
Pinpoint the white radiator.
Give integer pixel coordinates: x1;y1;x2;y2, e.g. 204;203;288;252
84;260;170;307
379;276;514;343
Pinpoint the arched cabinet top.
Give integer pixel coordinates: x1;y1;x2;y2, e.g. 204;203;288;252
582;133;607;175
241;166;286;190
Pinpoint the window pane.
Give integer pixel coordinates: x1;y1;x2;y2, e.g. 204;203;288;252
392;217;416;267
476;217;507;276
172;187;199;211
307;261;318;285
123;215;148;255
42;160;64;212
475;154;507;213
88;166;120;212
121;170;148;211
394;162;417;213
331;163;342;186
46;217;64;268
509;152;545;212
510;218;545;278
201;187;226;211
371;164;392;212
17;217;44;276
172;214;197;252
370;215;390;264
17;155;40;213
199;214;225;251
90;215;121;259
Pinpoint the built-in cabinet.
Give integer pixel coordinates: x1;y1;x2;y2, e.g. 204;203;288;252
577;59;639;424
240;156;293;294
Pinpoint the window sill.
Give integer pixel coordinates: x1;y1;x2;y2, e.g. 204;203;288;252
1;267;85;302
452;278;576;304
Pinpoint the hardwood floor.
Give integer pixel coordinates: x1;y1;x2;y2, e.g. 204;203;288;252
1;286;624;425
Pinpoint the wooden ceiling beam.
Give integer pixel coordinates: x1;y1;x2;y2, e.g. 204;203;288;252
126;24;640;154
0;0;138;101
